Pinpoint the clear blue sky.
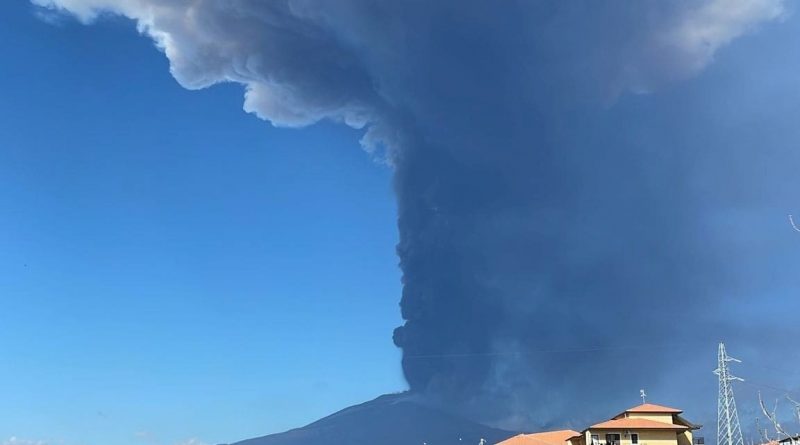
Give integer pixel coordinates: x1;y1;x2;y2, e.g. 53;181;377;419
0;3;404;445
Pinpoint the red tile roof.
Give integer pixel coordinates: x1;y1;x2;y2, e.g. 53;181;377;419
624;403;683;414
497;430;582;445
590;418;688;430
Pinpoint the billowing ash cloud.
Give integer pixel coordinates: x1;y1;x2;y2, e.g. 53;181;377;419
34;0;800;430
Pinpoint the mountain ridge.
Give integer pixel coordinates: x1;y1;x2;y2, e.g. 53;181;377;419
223;393;516;445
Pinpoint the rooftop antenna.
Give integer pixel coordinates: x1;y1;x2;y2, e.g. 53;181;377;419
714;343;745;445
640;389;647;404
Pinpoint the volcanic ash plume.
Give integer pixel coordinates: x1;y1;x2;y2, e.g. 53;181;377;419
34;0;800;428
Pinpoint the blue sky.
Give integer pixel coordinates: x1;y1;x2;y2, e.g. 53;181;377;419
0;3;404;445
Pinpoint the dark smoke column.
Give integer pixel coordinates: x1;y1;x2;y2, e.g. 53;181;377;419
34;0;795;430
392;143;507;395
377;4;743;423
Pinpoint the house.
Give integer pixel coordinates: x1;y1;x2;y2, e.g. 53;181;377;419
497;403;701;445
761;435;800;445
577;403;701;445
496;429;581;445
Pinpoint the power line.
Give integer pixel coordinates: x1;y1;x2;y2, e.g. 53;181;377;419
739;379;800;398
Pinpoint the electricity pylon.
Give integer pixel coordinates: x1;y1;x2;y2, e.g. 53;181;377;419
714;343;744;445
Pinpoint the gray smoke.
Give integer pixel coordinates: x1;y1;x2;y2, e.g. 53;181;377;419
34;0;800;431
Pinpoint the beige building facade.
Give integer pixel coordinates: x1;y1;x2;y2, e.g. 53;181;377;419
497;403;701;445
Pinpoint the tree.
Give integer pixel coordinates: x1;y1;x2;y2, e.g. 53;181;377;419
757;392;800;445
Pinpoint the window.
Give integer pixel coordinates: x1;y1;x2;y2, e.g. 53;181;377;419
592;435;600;445
631;434;639;444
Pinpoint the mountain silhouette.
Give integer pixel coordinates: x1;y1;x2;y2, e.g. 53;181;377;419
225;393;515;445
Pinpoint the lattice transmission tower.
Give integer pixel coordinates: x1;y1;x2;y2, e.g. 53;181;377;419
714;342;744;445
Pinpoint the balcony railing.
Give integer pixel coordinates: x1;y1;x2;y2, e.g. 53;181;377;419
592;442;646;445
